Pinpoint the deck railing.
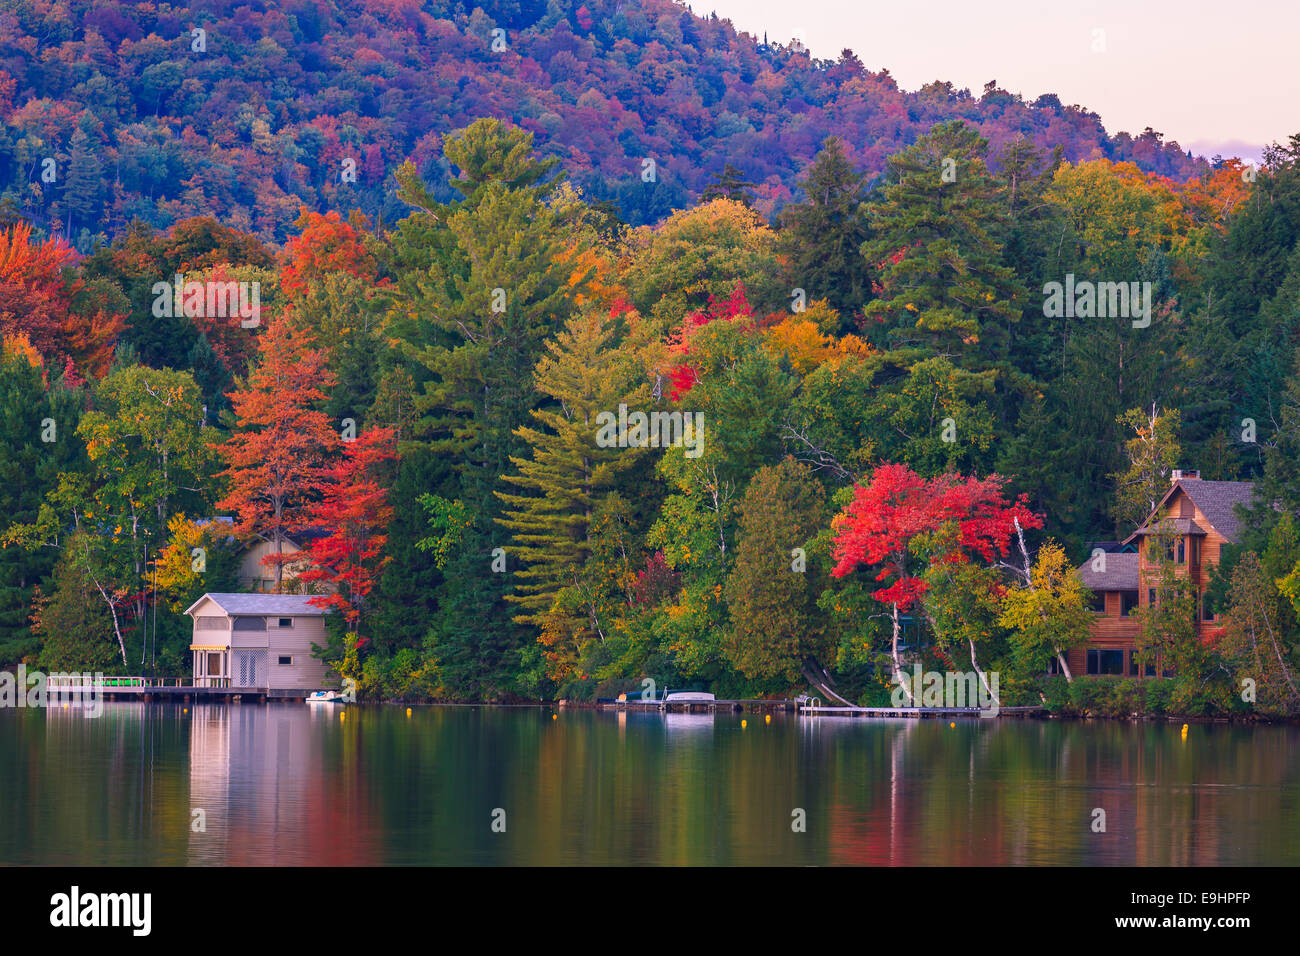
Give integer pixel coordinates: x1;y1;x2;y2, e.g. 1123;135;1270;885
43;675;223;690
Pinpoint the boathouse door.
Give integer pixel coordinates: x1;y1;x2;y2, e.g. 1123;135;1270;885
234;650;267;688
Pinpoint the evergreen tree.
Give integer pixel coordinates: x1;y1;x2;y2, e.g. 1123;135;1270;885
1259;351;1300;517
777;137;872;324
701;163;756;207
496;309;650;635
862;121;1025;366
722;457;832;689
0;342;86;665
62;128;102;241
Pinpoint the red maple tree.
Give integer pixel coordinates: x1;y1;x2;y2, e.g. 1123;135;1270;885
301;426;397;630
663;283;755;400
829;463;1041;699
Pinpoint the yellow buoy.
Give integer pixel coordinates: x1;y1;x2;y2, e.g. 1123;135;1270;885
765;714;771;724
741;719;747;729
552;713;558;720
950;721;956;728
339;711;345;721
406;708;412;717
183;708;188;715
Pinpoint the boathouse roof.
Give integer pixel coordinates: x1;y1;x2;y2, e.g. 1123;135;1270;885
185;593;330;617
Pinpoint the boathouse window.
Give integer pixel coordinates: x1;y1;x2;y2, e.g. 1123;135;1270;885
196;616;225;630
1148;588;1157;607
1046;656;1067;675
278;656;292;666
1089;591;1106;613
1120;591;1139;616
1087;649;1125;675
1176;538;1185;563
232;616;266;632
278;617;293;628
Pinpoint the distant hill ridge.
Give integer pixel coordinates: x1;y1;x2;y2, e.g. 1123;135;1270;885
0;0;1209;243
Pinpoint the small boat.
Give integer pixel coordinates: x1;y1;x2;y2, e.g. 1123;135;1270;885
306;690;347;703
664;691;715;702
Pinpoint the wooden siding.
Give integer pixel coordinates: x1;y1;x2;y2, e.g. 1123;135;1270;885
1084;484;1234;665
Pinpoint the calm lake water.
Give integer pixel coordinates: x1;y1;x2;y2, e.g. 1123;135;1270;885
1;702;1297;865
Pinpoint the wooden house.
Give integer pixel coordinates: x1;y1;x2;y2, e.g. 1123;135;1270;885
186;593;334;691
1073;471;1253;677
195;517;333;594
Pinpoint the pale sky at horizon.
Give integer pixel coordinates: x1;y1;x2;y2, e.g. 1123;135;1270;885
701;0;1296;163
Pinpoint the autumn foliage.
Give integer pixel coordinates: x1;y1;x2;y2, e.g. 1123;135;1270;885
214;317;339;588
279;209;380;299
830;463;1042;609
302;427;397;628
0;222;122;377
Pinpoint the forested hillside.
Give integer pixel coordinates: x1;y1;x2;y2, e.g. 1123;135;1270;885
3;1;1300;718
0;0;1208;245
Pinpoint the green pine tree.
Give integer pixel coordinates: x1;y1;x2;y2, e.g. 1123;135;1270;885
778;137;872;323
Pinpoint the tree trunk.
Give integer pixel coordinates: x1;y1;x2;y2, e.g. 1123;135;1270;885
968;637;999;708
802;664;853;706
1055;649;1073;682
89;573;128;667
892;602;913;704
1015;515;1074;683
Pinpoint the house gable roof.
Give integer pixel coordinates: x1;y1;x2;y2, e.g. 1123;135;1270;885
1121;479;1254;546
185;592;329;617
1076;552;1139;591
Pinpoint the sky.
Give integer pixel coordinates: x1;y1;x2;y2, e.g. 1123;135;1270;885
701;0;1295;163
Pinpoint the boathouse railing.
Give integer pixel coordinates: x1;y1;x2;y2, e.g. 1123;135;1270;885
43;675;231;690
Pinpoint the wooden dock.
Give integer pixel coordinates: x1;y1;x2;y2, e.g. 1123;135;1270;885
596;697;797;714
44;676;319;702
594;695;1044;718
798;704;1045;718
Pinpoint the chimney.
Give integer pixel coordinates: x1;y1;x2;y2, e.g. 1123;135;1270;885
1171;469;1200;484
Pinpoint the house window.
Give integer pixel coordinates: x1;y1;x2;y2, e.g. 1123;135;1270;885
1176;538;1185;563
1128;651;1156;677
1089;591;1106;613
278;656;293;666
1120;591;1139;616
1087;649;1125;675
1148;588;1157;608
1047;656;1067;675
278;618;293;628
1202;593;1215;622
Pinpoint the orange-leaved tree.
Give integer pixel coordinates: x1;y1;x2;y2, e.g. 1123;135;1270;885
215;316;339;591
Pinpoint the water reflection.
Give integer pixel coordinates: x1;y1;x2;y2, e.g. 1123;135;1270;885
0;705;1296;865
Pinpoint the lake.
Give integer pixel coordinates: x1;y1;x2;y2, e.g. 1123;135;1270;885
2;703;1297;865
